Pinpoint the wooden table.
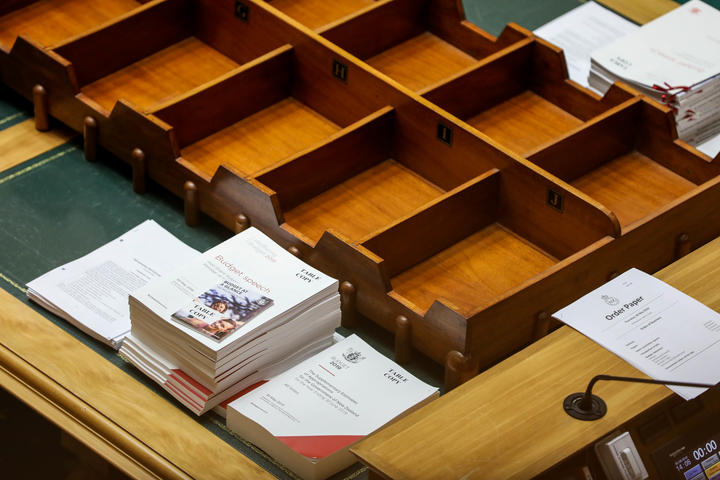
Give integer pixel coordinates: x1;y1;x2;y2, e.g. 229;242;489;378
351;236;720;479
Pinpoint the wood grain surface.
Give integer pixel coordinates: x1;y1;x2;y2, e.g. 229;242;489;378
0;289;275;480
0;0;140;50
391;223;558;315
181;97;340;179
283;159;444;244
466;90;584;156
81;37;239;112
352;235;720;480
367;32;478;92
0;119;75;172
572;151;697;229
267;0;376;30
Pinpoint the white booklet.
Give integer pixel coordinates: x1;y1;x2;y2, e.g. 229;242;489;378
590;0;720;90
227;334;438;480
534;1;638;91
26;220;198;348
553;268;720;399
131;227;338;356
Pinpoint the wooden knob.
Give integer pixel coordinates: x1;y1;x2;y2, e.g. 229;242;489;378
131;148;146;194
394;315;412;364
33;84;49;131
83;116;98;162
234;214;250;233
184;181;199;226
288;246;301;257
339;281;357;328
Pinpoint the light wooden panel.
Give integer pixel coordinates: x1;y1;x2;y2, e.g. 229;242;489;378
181;97;340;178
267;0;375;30
0;119;75;172
572;151;697;229
283;159;444;245
598;0;678;24
0;0;140;50
0;290;274;480
353;236;720;480
367;32;477;92
391;223;557;315
81;37;238;112
466;90;583;156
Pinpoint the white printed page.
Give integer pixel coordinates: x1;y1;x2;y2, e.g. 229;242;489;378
228;334;438;459
553;268;720;399
535;2;638;91
132;227;337;352
590;0;720;88
27;220;198;346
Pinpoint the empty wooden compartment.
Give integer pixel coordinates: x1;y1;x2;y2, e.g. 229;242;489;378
360;166;614;318
318;0;528;92
151;44;366;180
423;37;635;156
255;106;461;246
527;98;720;230
49;0;285;114
0;0;143;51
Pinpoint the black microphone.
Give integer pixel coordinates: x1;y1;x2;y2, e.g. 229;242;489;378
564;374;716;421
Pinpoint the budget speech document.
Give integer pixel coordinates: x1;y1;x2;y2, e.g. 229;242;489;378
553;268;720;399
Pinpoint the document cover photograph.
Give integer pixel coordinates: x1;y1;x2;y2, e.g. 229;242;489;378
172;280;273;342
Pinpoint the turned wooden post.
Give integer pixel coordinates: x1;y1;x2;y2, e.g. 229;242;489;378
184;181;199;226
339;281;357;328
234;214;250;234
131;148;146;194
287;246;301;258
675;233;690;260
83;117;98;162
444;350;470;392
394;315;412;363
444;350;477;391
33;84;49;131
532;311;551;341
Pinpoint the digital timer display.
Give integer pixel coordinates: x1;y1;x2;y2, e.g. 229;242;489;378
666;432;720;480
652;411;720;480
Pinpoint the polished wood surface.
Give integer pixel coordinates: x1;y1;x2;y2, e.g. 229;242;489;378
0;119;75;172
353;235;720;480
0;289;274;480
283;159;444;244
599;0;678;24
81;37;239;112
181;98;340;179
0;0;140;50
573;150;697;228
391;223;558;315
466;90;584;156
267;0;376;30
367;32;478;92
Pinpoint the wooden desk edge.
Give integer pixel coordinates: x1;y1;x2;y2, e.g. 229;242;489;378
0;342;187;480
0;288;275;480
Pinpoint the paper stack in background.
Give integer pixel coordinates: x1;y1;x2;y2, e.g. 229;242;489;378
589;0;720;147
120;227;340;414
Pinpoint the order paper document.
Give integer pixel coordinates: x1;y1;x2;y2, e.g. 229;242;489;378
534;2;638;91
553;268;720;399
26;220;198;348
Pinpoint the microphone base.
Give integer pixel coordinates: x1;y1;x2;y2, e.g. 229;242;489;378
564;393;607;421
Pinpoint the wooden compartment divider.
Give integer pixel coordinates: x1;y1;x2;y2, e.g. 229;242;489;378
2;0;720;389
422;37;636;156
